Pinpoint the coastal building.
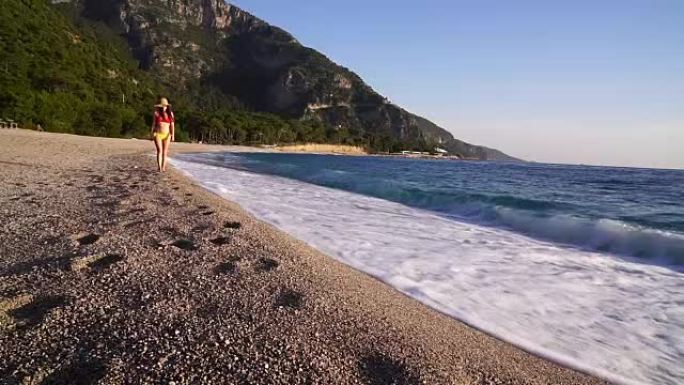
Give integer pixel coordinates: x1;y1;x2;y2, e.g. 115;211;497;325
434;147;448;156
0;119;17;129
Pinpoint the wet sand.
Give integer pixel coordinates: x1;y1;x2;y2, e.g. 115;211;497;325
0;130;606;384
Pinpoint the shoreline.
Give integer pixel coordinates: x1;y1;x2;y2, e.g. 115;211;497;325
171;153;644;385
0;130;605;384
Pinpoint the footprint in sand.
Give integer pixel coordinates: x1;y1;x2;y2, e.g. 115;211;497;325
191;224;212;233
159;226;177;233
256;257;279;272
2;255;71;277
214;261;238;275
210;236;232;246
274;289;305;310
1;295;67;329
224;221;242;230
70;254;124;272
358;353;422;385
89;254;124;270
0;295;32;329
76;233;100;246
171;239;198;251
86;185;102;192
40;358;107;384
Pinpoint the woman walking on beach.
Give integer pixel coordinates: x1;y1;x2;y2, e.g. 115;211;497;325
151;97;175;172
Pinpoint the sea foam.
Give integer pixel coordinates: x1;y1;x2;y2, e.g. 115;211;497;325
172;154;684;385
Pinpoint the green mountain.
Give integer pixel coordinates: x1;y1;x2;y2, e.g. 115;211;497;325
0;0;159;136
0;0;519;160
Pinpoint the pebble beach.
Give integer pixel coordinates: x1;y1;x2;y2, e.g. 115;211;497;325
0;130;605;384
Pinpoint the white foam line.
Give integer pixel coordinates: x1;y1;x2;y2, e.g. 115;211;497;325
171;155;684;385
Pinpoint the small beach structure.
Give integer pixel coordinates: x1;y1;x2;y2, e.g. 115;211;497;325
1;119;18;129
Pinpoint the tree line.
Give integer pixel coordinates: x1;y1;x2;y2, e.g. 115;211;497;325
0;0;438;153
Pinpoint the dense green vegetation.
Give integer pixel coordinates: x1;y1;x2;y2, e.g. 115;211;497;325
0;0;157;136
0;0;439;153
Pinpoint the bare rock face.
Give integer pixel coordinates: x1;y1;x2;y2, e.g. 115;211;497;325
153;0;267;35
76;0;279;82
66;0;517;160
75;0;453;144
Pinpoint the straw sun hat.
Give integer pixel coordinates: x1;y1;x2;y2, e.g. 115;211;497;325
155;97;171;108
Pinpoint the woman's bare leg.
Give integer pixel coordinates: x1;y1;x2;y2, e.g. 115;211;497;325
154;137;163;172
161;137;171;172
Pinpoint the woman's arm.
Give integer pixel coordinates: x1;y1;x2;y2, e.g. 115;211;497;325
170;112;175;141
150;112;157;138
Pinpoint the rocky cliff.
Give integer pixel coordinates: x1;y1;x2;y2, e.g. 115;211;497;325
57;0;519;160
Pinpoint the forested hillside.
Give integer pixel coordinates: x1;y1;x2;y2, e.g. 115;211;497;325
0;0;158;137
0;0;327;144
0;0;519;160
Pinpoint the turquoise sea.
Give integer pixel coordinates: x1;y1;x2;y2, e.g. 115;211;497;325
173;153;684;385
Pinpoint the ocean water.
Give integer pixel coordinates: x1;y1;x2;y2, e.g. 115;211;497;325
172;152;684;385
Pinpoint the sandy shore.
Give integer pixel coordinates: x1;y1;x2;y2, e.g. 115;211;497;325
0;130;605;384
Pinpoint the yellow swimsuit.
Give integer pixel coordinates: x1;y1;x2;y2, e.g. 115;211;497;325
154;113;173;141
154;131;170;140
154;119;171;140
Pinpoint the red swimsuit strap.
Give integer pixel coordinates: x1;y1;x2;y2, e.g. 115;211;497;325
155;111;174;124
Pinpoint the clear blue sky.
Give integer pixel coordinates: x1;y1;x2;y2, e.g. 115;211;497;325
232;0;684;169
